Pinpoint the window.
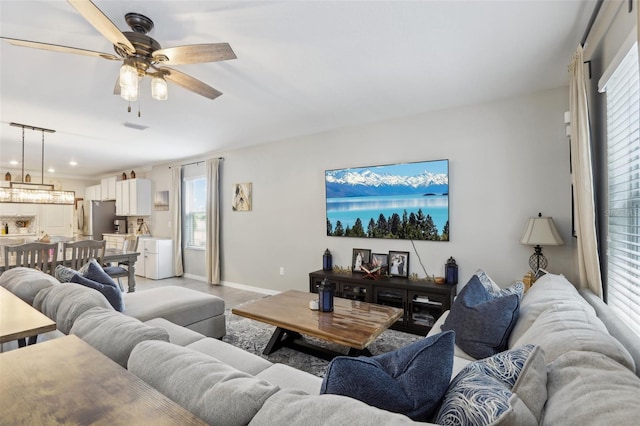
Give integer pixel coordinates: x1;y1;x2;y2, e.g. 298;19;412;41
602;42;639;337
184;177;206;249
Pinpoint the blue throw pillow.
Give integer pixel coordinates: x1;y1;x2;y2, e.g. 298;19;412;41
434;344;545;425
320;330;455;422
441;275;519;359
70;270;124;312
83;259;120;290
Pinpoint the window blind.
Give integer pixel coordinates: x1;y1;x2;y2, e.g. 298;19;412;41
604;42;640;338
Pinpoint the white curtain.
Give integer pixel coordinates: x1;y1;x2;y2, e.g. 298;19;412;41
171;166;184;276
568;45;603;297
205;158;221;284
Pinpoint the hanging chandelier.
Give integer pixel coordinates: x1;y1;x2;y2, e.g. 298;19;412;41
0;122;75;205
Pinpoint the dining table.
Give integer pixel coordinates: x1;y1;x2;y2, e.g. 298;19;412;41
0;286;56;347
104;248;140;292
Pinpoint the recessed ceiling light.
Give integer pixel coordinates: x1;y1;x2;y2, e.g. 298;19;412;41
47;167;55;173
9;160;18;165
69;161;78;166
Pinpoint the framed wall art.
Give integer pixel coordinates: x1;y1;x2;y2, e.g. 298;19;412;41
232;182;252;211
325;159;449;240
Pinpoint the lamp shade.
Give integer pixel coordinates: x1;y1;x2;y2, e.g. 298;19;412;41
520;214;564;246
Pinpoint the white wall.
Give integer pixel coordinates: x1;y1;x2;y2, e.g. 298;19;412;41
150;87;575;291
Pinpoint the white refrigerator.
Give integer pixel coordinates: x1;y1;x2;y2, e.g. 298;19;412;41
139;238;174;279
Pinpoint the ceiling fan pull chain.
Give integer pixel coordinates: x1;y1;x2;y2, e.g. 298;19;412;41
127;100;131;113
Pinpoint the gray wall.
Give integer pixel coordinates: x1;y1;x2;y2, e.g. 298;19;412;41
151;87;575;292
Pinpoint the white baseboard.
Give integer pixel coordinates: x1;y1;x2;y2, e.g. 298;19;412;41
221;280;280;296
183;273;208;282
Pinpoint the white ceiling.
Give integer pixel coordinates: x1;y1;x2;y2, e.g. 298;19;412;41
0;0;596;180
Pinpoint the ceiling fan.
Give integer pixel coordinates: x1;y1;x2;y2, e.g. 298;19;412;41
1;0;236;103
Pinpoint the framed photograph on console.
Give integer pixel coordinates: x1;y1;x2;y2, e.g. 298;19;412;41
388;250;410;278
352;249;371;273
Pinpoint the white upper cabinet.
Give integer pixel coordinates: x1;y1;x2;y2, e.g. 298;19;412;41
101;176;117;200
115;178;151;216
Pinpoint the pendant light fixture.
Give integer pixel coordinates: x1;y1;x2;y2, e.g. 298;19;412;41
151;75;168;100
0;122;75;205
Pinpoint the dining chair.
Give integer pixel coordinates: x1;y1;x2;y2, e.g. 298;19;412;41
62;239;106;271
103;235;139;292
3;242;59;276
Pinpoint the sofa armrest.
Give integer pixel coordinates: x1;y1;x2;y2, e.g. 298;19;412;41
579;289;640;377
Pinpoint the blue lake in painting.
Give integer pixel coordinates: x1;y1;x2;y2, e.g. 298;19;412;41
326;194;449;234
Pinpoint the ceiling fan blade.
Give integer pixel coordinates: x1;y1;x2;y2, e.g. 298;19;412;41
67;0;135;55
1;37;120;60
159;67;222;100
152;43;236;65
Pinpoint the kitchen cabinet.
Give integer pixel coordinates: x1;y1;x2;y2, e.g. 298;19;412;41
101;177;117;200
85;184;102;201
37;204;73;237
0;203;38;217
137;238;174;279
102;233;134;249
116;178;151;216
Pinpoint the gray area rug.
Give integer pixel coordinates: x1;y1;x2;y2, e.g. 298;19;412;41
222;308;422;378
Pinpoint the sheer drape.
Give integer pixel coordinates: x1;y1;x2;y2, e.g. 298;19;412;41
568;45;603;297
171;166;184;276
205;159;220;284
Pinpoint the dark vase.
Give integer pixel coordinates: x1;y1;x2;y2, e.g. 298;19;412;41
318;278;334;312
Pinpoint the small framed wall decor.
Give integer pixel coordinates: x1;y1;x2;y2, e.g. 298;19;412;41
232;183;252;211
388;250;410;278
352;249;372;273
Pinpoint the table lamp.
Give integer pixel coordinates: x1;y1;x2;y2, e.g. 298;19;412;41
520;212;564;273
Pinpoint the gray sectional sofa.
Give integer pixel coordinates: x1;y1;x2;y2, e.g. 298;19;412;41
2;267;640;425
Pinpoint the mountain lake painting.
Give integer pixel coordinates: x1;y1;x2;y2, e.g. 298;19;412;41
325;159;449;240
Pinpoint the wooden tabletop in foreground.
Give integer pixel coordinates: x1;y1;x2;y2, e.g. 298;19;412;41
0;286;56;344
232;290;403;350
0;335;207;425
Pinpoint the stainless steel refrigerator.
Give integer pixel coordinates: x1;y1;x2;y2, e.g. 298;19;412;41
81;200;117;240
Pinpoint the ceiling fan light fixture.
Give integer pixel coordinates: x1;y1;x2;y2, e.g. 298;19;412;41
119;62;138;89
120;84;138;102
151;75;168;100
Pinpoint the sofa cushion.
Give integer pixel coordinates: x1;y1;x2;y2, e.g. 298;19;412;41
144;317;206;346
249;389;422;426
513;303;635;371
33;283;113;334
320;331;454;422
544;351;640;425
0;267;60;305
442;275;520;359
128;340;280;426
123;286;224;327
256;363;323;395
434;345;544;426
509;271;593;346
70;307;169;368
186;337;273;376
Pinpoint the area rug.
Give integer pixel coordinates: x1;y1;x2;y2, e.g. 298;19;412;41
222;308;422;378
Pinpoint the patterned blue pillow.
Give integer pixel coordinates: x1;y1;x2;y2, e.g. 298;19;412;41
434;345;543;426
320;331;455;422
54;264;77;283
490;281;525;301
441;275;520;359
475;269;525;301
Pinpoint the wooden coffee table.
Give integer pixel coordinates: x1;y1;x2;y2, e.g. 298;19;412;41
231;290;403;360
0;286;56;347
